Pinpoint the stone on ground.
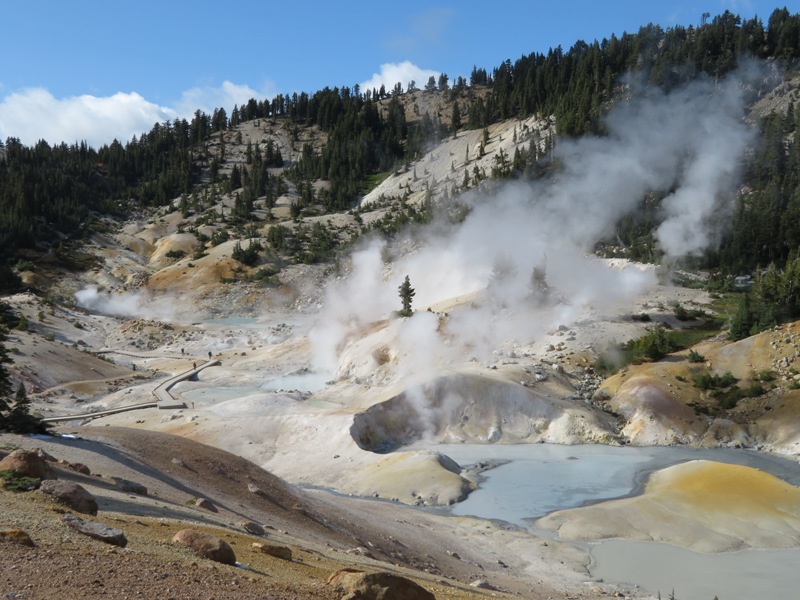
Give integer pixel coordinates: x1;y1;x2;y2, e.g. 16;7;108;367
327;568;436;600
251;542;292;560
0;449;56;480
40;480;98;515
62;513;127;547
0;528;35;547
172;528;236;565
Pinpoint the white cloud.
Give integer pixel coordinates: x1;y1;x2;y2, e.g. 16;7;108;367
0;88;175;147
359;61;439;93
174;80;272;117
0;80;273;148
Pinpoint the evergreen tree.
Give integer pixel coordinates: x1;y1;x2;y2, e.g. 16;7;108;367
0;328;14;430
229;164;242;192
729;293;753;341
7;383;47;434
451;103;461;136
398;275;415;317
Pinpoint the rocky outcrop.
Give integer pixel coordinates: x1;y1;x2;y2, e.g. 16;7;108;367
610;376;706;445
40;481;99;515
0;449;56;480
172;529;236;565
62;514;127;547
350;372;616;452
327;569;436;600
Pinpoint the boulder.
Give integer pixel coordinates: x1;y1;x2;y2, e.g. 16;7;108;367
0;528;35;547
251;542;292;561
327;569;436;600
247;483;265;496
194;497;217;512
62;514;127;547
40;480;98;515
470;579;497;590
58;459;91;475
172;529;236;565
33;448;57;462
239;520;265;536
112;477;147;495
0;449;56;480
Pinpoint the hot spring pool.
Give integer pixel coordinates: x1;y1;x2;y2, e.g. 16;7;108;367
409;442;800;600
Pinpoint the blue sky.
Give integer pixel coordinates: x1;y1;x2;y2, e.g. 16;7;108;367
0;0;794;148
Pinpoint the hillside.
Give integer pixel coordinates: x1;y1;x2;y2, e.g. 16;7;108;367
4;8;800;600
3;427;566;599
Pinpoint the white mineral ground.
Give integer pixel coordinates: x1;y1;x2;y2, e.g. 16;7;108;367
7;268;800;599
7;103;800;597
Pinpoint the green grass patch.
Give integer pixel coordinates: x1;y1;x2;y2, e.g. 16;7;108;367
362;171;393;194
666;325;720;349
593;315;725;377
0;469;42;492
709;292;743;320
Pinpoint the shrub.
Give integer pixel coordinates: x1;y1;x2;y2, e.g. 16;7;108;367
693;370;736;390
715;386;743;409
0;470;41;492
757;370;775;382
626;325;675;362
673;304;690;320
745;382;765;397
165;249;186;260
687;349;705;363
232;240;263;266
210;229;230;246
14;259;35;272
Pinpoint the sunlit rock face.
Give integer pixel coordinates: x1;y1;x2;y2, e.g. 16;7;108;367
350;372;619;453
610;376;706;445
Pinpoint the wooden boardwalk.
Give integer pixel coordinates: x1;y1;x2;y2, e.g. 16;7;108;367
42;359;220;423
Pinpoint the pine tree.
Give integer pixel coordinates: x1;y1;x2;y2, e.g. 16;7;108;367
0;328;11;430
0;352;12;431
451;103;461;136
398;275;415;317
7;383;44;433
729;293;752;341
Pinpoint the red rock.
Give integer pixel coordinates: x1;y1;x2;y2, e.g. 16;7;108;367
0;449;56;480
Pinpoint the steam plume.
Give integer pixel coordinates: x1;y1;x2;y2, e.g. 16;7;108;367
75;286;177;321
311;65;762;379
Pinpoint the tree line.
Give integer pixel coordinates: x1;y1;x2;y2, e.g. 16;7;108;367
1;7;800;296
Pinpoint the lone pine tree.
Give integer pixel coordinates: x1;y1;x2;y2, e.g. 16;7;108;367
398;275;415;317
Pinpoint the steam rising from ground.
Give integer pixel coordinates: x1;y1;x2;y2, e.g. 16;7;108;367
75;286;177;322
311;67;760;379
